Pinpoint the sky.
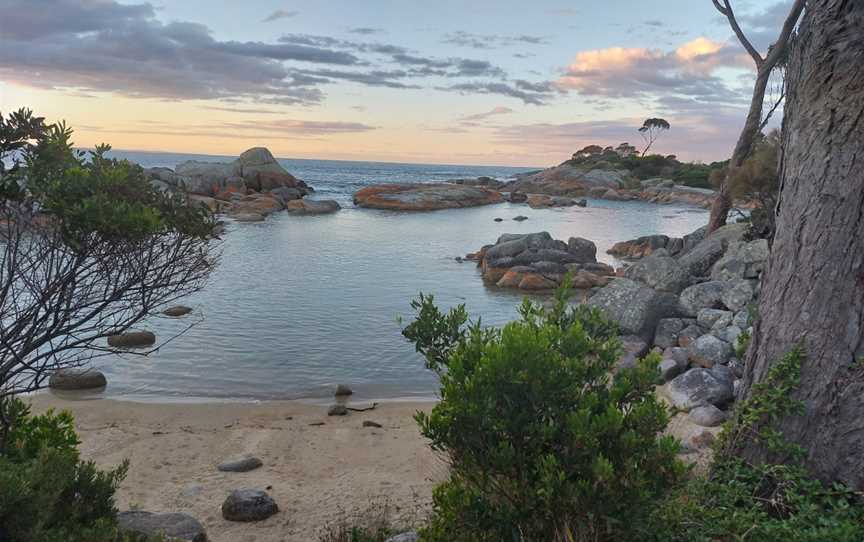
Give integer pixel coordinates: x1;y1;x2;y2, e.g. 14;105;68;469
0;0;793;166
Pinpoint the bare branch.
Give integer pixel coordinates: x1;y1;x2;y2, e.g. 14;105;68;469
717;0;764;67
764;0;806;69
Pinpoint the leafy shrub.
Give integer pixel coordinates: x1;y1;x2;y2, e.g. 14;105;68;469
403;279;685;542
0;398;129;542
642;348;864;542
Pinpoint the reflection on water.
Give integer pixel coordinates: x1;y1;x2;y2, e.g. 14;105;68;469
96;200;707;402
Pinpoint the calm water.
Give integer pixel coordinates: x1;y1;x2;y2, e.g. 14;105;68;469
81;151;708;402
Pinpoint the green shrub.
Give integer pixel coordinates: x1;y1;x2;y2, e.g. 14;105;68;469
642;348;864;542
403;279;685;542
0;398;129;542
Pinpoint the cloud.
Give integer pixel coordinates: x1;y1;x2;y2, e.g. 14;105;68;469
438;81;557;106
443;31;548;49
86;118;377;140
460;106;514;123
556;37;751;102
262;9;298;23
348;27;384;35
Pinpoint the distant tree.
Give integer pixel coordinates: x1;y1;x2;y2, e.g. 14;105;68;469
615;142;638;157
706;0;805;233
0;112;217;443
572;144;603;160
638;118;670;156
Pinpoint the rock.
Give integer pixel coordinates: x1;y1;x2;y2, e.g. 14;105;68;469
221;489;278;522
728;357;745;378
713;325;743;346
362;420;383;428
569;269;612;289
118;511;208;542
335;384;353;396
711;239;769;280
567;237;597;263
576;198;588;207
679;281;728;317
696;309;733;330
623;253;690;293
654;318;687;349
687;335;733;368
494;217;503;222
527;194;580;208
508;165;627;197
509;192;528;203
690;430;717;449
677;238;724;277
269;186;303;203
667;368;735;411
586;278;681;341
659;357;682;382
235;147;304;192
518;273;558;290
677;324;703;348
386;533;419;542
733;310;750;329
48;368;107;390
688;405;728;427
285;199;341;215
328;404;348;416
616;335;649;371
163;306;193;317
232;212;266;223
218;457;263;473
607;235;671;260
230;194;283;216
721;279;756;312
108;330;156;348
175;161;239;197
353;183;503;211
513;215;528;221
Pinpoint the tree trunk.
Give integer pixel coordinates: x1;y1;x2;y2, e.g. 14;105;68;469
740;0;864;489
706;68;771;233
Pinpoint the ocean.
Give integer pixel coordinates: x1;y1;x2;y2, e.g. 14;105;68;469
71;150;709;403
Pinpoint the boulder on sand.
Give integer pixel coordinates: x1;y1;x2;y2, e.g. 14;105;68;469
353;183;503;211
221;489;278;522
118;511;208;542
666;367;735;411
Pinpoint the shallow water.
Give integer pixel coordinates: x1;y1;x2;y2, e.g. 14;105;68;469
90;152;708;402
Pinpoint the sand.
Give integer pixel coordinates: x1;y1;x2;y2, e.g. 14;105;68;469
28;394;445;542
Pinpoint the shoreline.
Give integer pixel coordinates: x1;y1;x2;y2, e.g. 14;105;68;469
28;394;443;542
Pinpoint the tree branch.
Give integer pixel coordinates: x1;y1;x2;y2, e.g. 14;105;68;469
764;0;806;69
715;0;764;67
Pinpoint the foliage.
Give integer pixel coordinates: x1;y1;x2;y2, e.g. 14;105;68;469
403;278;685;542
564;147;727;188
0;398;129;542
638;118;671;156
316;500;402;542
0;111;217;413
643;347;864;542
726;130;781;240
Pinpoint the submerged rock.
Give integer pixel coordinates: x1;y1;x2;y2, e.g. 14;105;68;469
163;306;193;317
49;368;107;390
286;199;341;215
108;330;156;348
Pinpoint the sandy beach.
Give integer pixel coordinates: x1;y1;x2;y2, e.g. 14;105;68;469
28;394;444;542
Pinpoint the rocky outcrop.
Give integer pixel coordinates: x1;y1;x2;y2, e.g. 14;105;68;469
526;194;586;209
623;251;690;293
144;147;311;201
353;183;503;211
472;232;613;291
507;166;629;197
118;511;208;542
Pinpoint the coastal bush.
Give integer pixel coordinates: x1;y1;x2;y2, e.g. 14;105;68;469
316;500;402;542
641;347;864;542
0;398;129;542
0;110;216;433
403;278;685;541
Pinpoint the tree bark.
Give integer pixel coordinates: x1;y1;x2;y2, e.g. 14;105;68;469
707;69;771;232
740;0;864;489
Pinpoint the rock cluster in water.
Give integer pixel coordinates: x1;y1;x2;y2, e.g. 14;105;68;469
145;147;340;222
467;232;615;291
353;183;503;211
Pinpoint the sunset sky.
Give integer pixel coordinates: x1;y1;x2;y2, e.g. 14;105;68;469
0;0;791;166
